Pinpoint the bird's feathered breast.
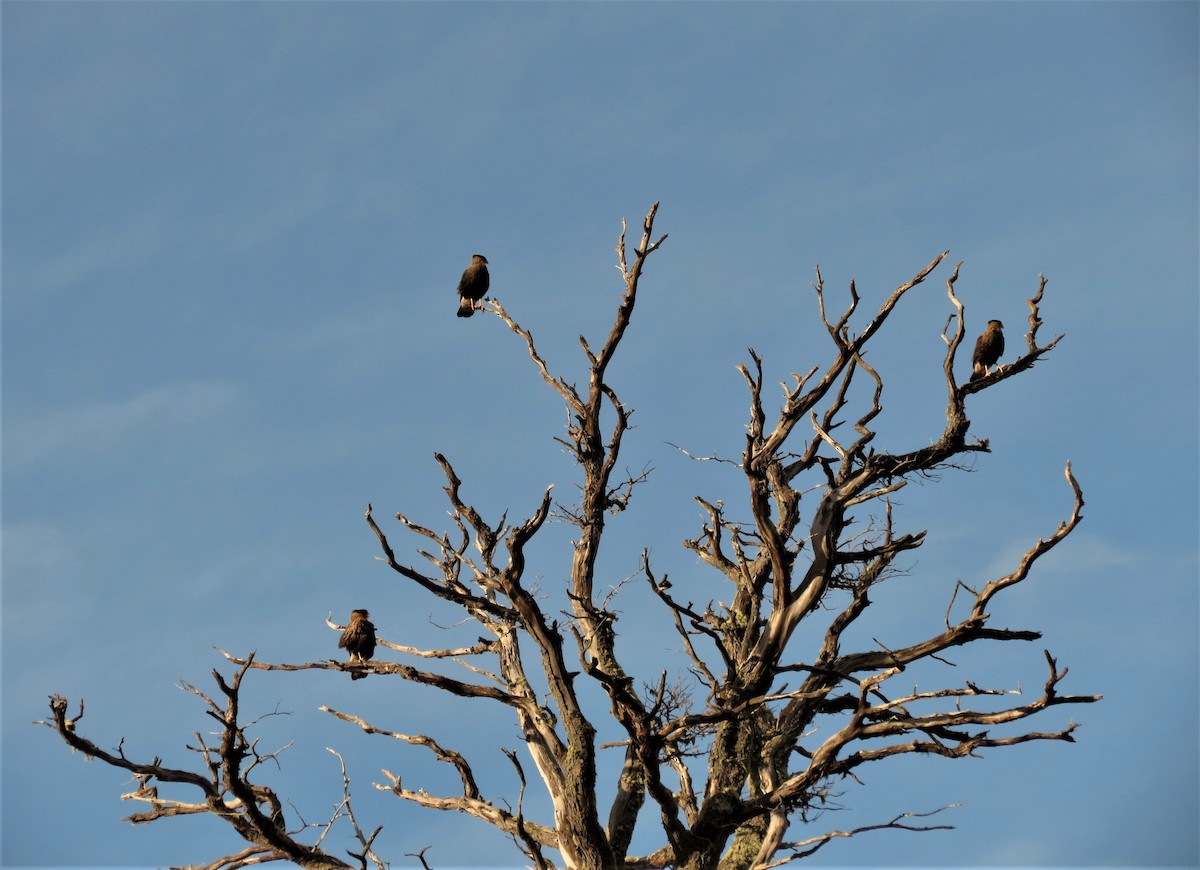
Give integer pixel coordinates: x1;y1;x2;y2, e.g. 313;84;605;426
972;321;1005;369
457;256;490;302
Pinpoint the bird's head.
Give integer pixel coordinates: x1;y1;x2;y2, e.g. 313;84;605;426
352;609;370;619
473;254;488;265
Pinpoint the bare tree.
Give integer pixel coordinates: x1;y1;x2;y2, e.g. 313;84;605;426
41;203;1099;870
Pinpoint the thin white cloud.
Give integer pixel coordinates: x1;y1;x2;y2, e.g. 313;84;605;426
5;378;243;470
0;520;77;583
974;528;1155;591
15;205;175;298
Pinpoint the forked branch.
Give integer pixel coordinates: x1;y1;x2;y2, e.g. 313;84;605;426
38;660;356;869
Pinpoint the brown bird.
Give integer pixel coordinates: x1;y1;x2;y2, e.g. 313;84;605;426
970;319;1005;382
338;609;376;680
456;254;490;318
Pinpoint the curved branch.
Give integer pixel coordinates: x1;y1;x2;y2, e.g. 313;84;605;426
40;662;354;870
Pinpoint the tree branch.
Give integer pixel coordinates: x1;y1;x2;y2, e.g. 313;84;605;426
39;660;355;869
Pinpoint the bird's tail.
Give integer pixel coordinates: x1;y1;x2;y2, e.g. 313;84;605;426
457;298;475;318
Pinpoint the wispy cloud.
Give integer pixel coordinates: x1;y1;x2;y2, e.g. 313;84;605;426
0;520;90;636
981;529;1140;581
0;520;77;583
5;378;243;470
10;203;176;299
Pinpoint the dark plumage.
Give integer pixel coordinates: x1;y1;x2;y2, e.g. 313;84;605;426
338;609;376;680
456;254;490;318
970;320;1005;382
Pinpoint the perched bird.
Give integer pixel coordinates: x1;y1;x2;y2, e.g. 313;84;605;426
456;254;490;318
338;609;376;680
970;319;1005;382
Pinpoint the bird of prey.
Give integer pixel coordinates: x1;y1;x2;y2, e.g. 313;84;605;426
456;254;490;318
338;609;376;680
970;319;1005;382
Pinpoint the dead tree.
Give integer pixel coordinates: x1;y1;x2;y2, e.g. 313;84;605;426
41;203;1099;870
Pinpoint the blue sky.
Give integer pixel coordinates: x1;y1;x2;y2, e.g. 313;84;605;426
3;1;1197;867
